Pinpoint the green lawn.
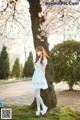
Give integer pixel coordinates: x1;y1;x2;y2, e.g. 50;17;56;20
1;105;80;120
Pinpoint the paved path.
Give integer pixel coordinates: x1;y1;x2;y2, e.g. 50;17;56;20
0;81;34;105
0;80;80;111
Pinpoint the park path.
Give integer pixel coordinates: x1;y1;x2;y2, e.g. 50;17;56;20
0;80;80;111
0;81;34;105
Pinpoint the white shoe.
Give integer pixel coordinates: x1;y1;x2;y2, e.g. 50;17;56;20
41;106;48;115
36;111;40;116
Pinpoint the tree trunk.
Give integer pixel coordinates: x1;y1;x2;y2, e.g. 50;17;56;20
68;83;74;91
69;86;73;91
27;0;57;110
68;80;74;91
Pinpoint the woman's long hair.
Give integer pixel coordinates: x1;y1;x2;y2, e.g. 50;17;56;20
35;46;49;64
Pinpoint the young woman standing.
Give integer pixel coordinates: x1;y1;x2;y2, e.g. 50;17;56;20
32;46;49;116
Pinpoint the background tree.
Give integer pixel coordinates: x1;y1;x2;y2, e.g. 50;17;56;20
40;0;80;40
0;0;80;58
12;58;21;77
28;0;57;109
20;64;23;77
0;45;10;79
23;51;34;77
50;40;80;90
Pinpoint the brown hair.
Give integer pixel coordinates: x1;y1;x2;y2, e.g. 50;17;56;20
35;46;49;64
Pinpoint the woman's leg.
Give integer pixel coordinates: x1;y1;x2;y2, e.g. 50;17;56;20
36;96;40;112
34;89;48;115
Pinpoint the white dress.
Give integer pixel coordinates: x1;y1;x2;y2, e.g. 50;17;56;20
32;57;48;90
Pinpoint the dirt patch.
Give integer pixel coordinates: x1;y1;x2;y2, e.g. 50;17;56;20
54;82;80;112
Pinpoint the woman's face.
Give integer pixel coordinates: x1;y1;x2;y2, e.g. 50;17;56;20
36;51;42;56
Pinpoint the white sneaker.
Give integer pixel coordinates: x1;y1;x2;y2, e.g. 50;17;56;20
36;111;40;116
41;106;48;115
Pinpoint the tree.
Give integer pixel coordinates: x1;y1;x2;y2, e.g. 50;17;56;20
40;0;80;40
0;45;10;79
23;51;34;77
50;40;80;90
0;0;80;50
20;64;23;77
12;58;21;77
28;0;57;109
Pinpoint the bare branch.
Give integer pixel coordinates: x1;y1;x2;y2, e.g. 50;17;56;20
0;3;8;15
67;14;80;26
14;18;28;32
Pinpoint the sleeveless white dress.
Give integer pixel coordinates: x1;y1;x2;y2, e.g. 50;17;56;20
32;57;48;90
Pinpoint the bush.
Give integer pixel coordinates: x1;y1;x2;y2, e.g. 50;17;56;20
50;40;80;90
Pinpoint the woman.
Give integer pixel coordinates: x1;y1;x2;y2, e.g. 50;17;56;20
32;46;49;116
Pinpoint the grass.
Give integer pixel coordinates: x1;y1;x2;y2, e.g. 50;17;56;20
0;77;31;85
0;105;80;120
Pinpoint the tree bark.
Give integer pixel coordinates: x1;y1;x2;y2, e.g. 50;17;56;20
27;0;57;110
68;83;74;91
68;80;74;91
69;86;73;91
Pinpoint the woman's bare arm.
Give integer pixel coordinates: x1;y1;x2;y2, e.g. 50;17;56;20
42;65;47;76
42;57;48;76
